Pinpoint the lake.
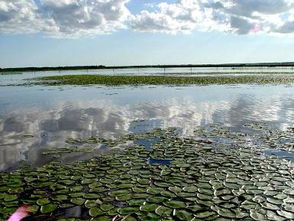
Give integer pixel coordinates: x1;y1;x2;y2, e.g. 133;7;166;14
0;69;293;220
1;70;294;170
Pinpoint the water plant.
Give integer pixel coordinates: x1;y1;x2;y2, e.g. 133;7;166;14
27;74;294;86
0;123;293;220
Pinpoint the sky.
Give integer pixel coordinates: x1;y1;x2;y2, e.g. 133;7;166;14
1;0;294;68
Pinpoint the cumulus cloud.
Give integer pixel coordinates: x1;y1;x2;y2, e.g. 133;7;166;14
131;0;294;35
275;20;294;33
39;0;131;36
130;0;224;34
0;0;47;33
1;0;294;36
0;0;131;37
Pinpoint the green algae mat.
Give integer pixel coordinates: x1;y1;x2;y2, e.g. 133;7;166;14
26;74;294;86
1;123;294;220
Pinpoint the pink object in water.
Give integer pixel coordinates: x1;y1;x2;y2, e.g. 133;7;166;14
7;205;31;221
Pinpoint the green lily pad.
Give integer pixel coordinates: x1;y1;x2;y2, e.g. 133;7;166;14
175;209;194;220
40;204;57;213
70;185;84;192
89;208;104;217
70;198;85;205
155;206;172;217
128;199;145;206
140;203;158;212
147;187;163;195
116;194;132;201
132;187;146;193
4;194;18;202
118;183;133;189
176;192;195;198
90;187;107;193
277;210;294;219
37;198;50;206
183;186;198;193
266;210;285;220
3;200;19;207
100;204;114;211
216;207;236;219
163;200;186;209
168;186;182;194
52;194;68;201
197;193;212;201
69;192;85;198
187;205;203;212
85;200;98;208
110;189;130;196
194;211;216;218
81;178;95;185
261;202;280;210
160;191;176;198
154;181;170;188
266;197;283;205
8;187;24;194
133;193;149;199
137;178;150;185
147;196;166;203
84;193;100;199
140;212;161;221
118;207;138;215
107;208;118;216
283;204;294;213
60;179;74;185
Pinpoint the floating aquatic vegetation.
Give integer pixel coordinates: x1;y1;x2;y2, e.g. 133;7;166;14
42;147;94;156
65;136;134;148
0;124;294;220
25;74;294;86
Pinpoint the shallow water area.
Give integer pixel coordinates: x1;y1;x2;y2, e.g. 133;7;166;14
0;70;294;171
0;70;294;220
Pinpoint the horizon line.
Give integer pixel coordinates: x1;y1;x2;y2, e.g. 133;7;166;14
2;61;294;72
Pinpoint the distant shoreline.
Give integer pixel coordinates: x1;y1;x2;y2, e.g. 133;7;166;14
2;62;294;73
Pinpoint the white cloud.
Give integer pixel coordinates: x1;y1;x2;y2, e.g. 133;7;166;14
0;0;131;37
130;0;221;34
39;0;131;36
0;0;47;33
1;0;294;37
131;0;294;35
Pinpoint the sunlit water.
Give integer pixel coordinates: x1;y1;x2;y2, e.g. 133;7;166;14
0;69;293;171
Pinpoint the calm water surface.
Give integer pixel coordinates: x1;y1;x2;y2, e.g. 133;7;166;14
0;70;293;171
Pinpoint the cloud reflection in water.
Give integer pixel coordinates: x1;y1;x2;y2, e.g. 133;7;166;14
0;94;293;171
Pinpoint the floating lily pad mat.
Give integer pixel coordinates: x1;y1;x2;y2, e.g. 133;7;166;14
0;123;294;220
27;74;294;86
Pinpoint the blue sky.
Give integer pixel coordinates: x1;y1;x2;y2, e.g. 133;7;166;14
1;0;294;68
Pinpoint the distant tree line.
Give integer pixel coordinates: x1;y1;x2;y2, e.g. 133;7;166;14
1;62;294;72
